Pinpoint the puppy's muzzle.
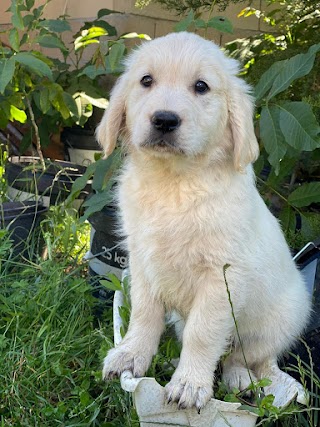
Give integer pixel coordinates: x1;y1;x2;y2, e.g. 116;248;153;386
143;110;183;153
151;110;181;134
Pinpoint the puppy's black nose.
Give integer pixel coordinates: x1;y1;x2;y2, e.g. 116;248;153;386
151;111;181;133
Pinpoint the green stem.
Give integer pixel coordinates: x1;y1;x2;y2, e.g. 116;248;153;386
208;0;218;20
256;176;302;215
223;264;257;392
204;0;218;38
25;94;46;170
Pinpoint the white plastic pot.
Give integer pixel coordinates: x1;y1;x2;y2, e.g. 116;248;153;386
112;266;309;427
113;291;258;427
120;372;257;427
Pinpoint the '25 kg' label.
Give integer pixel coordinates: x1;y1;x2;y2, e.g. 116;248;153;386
101;247;128;269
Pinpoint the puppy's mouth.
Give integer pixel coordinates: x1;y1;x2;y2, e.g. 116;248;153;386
141;137;185;155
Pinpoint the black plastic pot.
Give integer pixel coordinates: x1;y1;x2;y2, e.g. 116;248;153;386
6;156;91;207
0;201;48;259
62;127;101;166
86;205;128;311
283;239;320;380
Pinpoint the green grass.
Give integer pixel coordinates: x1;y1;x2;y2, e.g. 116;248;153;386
0;209;138;427
0;205;319;426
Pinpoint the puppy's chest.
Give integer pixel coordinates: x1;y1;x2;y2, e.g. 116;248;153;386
124;186;231;277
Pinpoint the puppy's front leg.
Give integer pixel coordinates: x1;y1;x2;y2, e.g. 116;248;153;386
103;268;165;380
165;285;233;411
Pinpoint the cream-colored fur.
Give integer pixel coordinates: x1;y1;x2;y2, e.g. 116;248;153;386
97;32;311;410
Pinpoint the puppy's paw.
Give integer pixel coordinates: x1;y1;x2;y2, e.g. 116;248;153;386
102;346;149;380
222;365;257;392
165;376;212;411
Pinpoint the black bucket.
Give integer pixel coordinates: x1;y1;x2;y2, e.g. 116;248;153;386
62;127;101;151
283;239;320;380
6;156;91;206
61;128;101;166
0;201;48;259
85;205;128;313
87;205;128;278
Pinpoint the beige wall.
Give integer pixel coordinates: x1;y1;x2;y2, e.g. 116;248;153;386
0;0;265;45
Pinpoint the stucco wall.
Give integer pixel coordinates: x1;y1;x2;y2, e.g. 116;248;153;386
0;0;265;46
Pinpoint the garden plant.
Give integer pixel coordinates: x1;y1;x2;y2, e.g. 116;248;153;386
0;0;148;165
0;0;320;426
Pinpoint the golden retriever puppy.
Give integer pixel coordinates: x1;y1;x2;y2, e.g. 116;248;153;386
97;32;311;411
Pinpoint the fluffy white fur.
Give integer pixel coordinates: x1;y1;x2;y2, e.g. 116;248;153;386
97;32;311;410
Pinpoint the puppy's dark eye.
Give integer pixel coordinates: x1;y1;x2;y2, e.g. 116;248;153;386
140;75;153;87
195;80;209;94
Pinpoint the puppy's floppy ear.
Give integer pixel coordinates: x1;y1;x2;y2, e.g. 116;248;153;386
228;78;260;172
96;74;128;157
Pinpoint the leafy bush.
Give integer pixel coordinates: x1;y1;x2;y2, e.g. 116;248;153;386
0;0;148;162
233;5;320;248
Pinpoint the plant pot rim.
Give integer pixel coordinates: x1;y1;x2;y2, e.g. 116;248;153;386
8;156;87;176
1;201;48;222
6;156;91;203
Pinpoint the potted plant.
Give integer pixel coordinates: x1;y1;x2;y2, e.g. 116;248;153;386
0;0;148;206
66;150;128;296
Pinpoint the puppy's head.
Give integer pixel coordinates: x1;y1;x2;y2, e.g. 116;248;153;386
97;32;259;171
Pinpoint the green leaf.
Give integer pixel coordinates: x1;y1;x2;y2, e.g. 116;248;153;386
109;42;126;72
267;156;299;187
91;152;121;192
300;214;314;240
10;0;24;29
79;92;109;109
174;10;194;32
278;102;320;151
97;8;117;18
256;378;272;388
260;394;276;408
260;105;287;174
268;50;317;99
308;43;320;56
105;56;124;75
39;87;50;113
206;16;233;34
9;105;27;123
74;27;109;50
288;182;320;208
20;33;28;46
80;191;113;222
38;19;71;33
51;92;70;120
194;19;207;29
62;92;79;118
79;65;107;79
279;206;296;234
26;0;35;9
15;52;53;79
100;277;122;292
79;390;91;406
9;28;20;51
121;32;151;40
254;60;287;102
33;4;46;20
23;14;34;28
90;20;117;37
38;121;51;147
0;57;16;93
35;34;68;52
65;162;97;205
